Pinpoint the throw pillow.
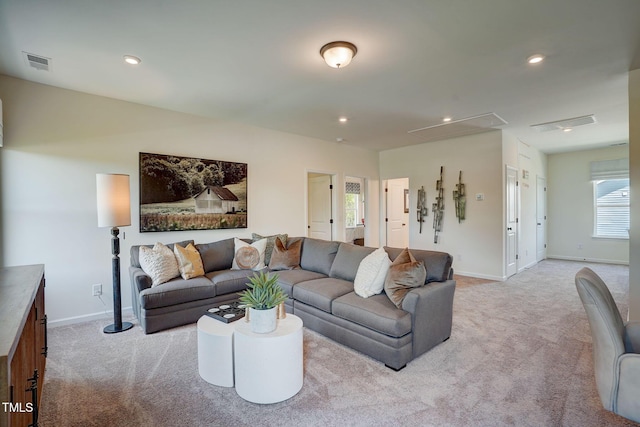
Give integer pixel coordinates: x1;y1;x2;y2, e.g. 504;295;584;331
139;242;180;287
354;247;391;298
384;248;427;308
269;237;302;271
252;233;288;265
232;237;267;271
174;243;205;280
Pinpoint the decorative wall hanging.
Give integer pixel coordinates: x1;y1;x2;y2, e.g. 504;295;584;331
417;186;427;233
453;170;466;223
139;152;247;232
432;166;444;243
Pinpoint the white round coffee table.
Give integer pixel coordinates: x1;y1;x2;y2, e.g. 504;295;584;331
233;314;303;404
197;315;235;387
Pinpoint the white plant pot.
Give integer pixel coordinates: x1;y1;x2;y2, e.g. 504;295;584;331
249;307;277;334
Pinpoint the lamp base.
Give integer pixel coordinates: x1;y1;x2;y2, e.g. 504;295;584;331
103;321;134;334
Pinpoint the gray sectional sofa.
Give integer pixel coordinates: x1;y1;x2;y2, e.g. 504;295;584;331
129;237;456;370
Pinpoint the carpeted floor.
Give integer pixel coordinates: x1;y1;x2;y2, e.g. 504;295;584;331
39;259;639;426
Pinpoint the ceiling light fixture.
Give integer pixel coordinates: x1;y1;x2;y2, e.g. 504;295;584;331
443;117;452;123
563;127;573;132
527;54;545;65
320;41;357;69
339;117;348;123
123;55;141;65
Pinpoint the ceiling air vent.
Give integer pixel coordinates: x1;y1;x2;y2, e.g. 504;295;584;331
530;114;596;132
22;52;51;71
408;112;507;143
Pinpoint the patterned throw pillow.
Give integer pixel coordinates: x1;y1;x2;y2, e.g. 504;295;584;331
232;238;267;270
384;248;427;308
174;243;205;280
139;242;180;287
252;233;288;265
354;247;391;298
268;237;302;271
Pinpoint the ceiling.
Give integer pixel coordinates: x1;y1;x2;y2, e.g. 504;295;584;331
1;0;639;153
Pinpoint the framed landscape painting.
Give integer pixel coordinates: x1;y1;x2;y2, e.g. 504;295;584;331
139;152;247;232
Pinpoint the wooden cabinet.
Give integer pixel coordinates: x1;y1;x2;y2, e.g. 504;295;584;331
0;265;46;427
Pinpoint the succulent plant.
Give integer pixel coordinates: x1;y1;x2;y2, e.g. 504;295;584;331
238;271;287;310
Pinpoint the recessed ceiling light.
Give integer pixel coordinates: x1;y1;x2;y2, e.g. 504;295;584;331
527;54;545;65
336;137;345;143
339;117;348;123
443;117;452;123
563;127;573;132
123;55;141;65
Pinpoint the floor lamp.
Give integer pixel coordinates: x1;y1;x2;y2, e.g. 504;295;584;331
96;173;134;334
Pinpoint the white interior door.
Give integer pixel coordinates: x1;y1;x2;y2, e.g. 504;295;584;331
308;174;333;240
506;167;518;278
386;178;409;248
536;176;547;262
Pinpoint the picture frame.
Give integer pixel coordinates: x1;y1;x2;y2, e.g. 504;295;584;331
139;152;247;232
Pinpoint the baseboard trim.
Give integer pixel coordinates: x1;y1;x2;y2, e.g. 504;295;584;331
546;255;629;266
453;270;505;281
48;306;134;328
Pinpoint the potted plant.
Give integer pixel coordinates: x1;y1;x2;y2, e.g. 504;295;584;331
238;271;287;333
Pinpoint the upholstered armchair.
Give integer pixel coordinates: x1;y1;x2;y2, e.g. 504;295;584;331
575;267;640;423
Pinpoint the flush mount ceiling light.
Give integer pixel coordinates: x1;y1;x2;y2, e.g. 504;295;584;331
123;55;141;65
320;41;357;69
527;54;545;65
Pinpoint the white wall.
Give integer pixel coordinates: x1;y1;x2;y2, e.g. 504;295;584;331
547;145;629;264
0;75;380;324
380;131;505;279
629;68;640;321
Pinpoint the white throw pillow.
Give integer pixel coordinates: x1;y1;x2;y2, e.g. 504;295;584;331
139;242;180;287
231;238;267;271
354;247;391;298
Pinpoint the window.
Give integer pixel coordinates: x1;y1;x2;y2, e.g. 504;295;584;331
345;193;358;228
594;178;629;238
590;158;629;239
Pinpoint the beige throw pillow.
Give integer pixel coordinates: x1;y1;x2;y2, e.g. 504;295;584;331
174;243;205;280
384;248;427;308
268;238;302;271
139;242;180;287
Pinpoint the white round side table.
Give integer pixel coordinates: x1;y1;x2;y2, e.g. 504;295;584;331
233;314;303;404
197;315;235;387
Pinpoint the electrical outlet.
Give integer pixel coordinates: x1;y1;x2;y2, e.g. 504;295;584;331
92;284;102;296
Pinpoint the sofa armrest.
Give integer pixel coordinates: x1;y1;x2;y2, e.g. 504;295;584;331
402;279;456;358
624;321;640;353
130;266;152;292
616;353;640;420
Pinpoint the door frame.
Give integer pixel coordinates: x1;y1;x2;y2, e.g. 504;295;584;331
505;166;519;279
306;170;337;241
383;177;410;247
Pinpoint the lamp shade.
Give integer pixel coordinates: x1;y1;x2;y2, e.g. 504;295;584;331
96;173;131;227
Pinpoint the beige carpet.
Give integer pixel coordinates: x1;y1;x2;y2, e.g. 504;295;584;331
39;260;638;426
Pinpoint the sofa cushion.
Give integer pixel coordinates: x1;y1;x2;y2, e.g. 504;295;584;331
207;269;257;295
174;243;205;280
329;243;375;282
384;248;427;308
252;233;288;265
196;238;235;272
139;243;180;287
274;269;327;297
354;247;392;298
269;238;302;271
139;276;215;310
384;246;452;283
131;240;194;268
300;238;340;276
332;292;412;338
292;277;353;313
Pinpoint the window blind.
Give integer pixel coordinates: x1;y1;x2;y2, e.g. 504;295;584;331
345;182;361;194
590;158;629;180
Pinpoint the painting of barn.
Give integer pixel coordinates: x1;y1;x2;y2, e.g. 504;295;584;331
194;186;239;214
139;152;247;232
